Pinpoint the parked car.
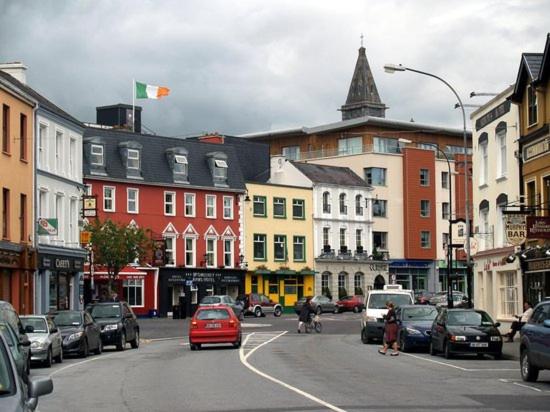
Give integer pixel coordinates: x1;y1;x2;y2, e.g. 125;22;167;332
0;333;53;412
0;300;30;373
429;308;502;359
200;295;244;320
334;295;364;313
519;300;550;382
20;315;63;367
429;291;468;307
242;293;283;317
189;305;242;350
0;322;30;383
395;305;438;352
50;310;102;357
294;295;336;315
414;291;436;305
86;301;140;351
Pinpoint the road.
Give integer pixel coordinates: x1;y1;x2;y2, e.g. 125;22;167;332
31;313;550;412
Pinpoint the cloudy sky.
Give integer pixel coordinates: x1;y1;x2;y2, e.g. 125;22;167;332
1;0;548;137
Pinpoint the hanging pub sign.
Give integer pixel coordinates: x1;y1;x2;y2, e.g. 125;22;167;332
526;216;550;239
153;240;166;266
505;213;527;245
37;218;58;236
82;195;97;218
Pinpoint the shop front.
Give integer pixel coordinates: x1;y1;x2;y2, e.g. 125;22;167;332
523;257;550;306
437;260;468;294
159;268;245;318
0;241;36;314
389;260;434;292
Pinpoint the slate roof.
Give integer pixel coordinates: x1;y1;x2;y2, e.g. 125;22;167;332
511;34;550;102
83;127;247;191
0;70;83;128
291;161;369;188
524;53;543;80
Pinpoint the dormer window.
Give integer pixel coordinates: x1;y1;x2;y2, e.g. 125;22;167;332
166;147;189;183
206;152;229;187
174;155;188;175
91;144;104;166
214;159;228;179
85;137;107;176
118;141;143;179
127;149;140;170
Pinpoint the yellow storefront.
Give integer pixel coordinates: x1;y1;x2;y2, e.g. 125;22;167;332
244;182;314;311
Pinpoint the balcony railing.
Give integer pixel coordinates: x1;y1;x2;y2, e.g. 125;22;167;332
316;248;390;261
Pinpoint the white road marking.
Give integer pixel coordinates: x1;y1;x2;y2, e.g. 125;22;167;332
400;352;519;372
49;352;121;378
241;323;272;328
499;378;550;393
239;332;347;412
147;336;187;342
512;382;543;392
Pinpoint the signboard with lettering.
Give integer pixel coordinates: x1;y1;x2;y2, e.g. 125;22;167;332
37;218;58;236
526;216;550;239
505;213;527;245
82;195;97;218
526;258;550;273
475;100;511;131
523;138;550;162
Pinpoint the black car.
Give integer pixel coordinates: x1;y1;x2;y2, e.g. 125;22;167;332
429;308;503;359
519;300;550;382
50;310;102;357
87;301;140;351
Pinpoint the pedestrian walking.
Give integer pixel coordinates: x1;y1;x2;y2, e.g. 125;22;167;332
503;301;533;342
378;301;399;356
298;297;314;333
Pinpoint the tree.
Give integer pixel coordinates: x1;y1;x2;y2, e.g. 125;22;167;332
87;219;153;293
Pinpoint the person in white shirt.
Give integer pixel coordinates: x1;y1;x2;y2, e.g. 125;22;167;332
504;301;533;342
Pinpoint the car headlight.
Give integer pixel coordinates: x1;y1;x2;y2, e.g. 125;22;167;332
31;340;47;350
406;327;422;335
491;336;501;342
67;332;84;342
451;335;467;342
103;324;119;331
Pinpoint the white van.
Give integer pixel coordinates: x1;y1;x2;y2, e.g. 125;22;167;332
360;285;414;344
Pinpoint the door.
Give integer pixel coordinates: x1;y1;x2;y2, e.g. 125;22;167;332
48;318;62;357
84;312;100;350
432;310;446;350
260;295;273;313
122;304;136;342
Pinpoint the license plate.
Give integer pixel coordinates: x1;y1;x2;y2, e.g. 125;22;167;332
470;342;488;347
205;323;221;329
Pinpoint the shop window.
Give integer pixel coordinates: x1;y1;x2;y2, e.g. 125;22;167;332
284;278;297;295
123;279;144;307
268;277;279;295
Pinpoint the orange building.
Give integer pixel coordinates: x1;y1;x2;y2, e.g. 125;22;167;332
0;67;36;314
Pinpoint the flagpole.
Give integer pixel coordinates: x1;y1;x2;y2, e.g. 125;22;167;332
132;78;135;133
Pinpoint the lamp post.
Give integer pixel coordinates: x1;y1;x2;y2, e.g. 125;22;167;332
386;64;472;308
398;138;454;308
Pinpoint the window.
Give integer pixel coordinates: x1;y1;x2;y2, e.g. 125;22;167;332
123;279;143;307
323;227;330;247
2;105;10;153
2;188;9;239
224;239;233;268
418;143;438;152
338;272;348;291
69;198;77;244
165;236;175;266
206;238;216;267
322;192;331;213
373;137;400;154
253;234;267;260
184;193;195;216
420;231;431;248
282;145;300;160
206;195;216;218
339;228;346;248
214;159;228;179
479;142;488;186
69;138;76;176
127;149;140;170
185;237;195;267
274;235;286;261
373;199;387;217
55;194;63;236
354;273;364;292
497;127;507;178
90;144;104;166
420;169;430;186
442;202;450;220
292;199;304;219
441;171;449;189
355;195;363;215
373;231;388;250
321;272;330;292
19;114;27;161
356;229;362;248
127;188;139;213
55;131;63;172
480;206;489;249
19;194;26;242
38;123;47;167
293;236;305;261
103;186;115;212
499;272;518;318
273;197;286;218
223;196;233;219
339;193;347;214
338;137;362;155
253;196;266;217
164;192;175;216
442;233;450;249
364;167;386;186
174;154;188;175
527;85;537;126
38;190;47;219
420;200;430;217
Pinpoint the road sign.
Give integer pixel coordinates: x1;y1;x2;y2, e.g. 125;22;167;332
37;218;58;236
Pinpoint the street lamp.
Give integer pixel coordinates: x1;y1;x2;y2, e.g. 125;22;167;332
386;64;472;308
398;138;454;308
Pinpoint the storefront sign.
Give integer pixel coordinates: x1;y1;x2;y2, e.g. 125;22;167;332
523;138;550;162
39;254;85;271
82;195;97;218
37;218;58;236
526;258;550;273
165;270;243;286
505;213;527;245
526;216;550;239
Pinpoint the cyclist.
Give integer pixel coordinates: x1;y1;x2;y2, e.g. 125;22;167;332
297;297;314;333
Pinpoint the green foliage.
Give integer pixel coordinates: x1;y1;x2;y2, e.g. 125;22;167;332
355;286;364;296
322;287;332;300
338;287;348;300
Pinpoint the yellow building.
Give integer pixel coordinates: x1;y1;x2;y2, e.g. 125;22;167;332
244;182;314;310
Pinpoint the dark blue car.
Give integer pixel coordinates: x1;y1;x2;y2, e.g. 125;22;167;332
520;300;550;382
396;305;438;352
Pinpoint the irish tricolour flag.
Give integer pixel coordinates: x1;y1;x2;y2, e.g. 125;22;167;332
135;81;170;99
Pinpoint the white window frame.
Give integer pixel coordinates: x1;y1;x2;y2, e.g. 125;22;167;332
127;188;139;214
184;193;195;217
214;159;228;179
123;279;144;308
127;149;140;170
356;229;362;248
91;144;104;166
164;236;176;266
185;237;196;267
38;189;47;219
164;191;176;216
103;186;115;212
420;200;430;217
223;196;233;219
339;228;347;248
206;238;217;268
69;137;76;177
223;239;234;268
38;123;47;168
479;142;488;186
174;155;188;175
69;198;77;245
497;129;507;178
499;272;518;318
55;193;64;237
282;145;300;160
323;227;330;246
55;130;63;173
420;231;431;248
206;195;216;218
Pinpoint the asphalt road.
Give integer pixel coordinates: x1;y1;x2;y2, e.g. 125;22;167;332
31;313;549;412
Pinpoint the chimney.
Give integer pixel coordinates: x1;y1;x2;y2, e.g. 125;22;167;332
198;133;224;144
0;62;28;84
96;104;142;133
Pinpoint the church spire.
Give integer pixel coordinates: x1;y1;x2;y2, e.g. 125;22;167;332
340;39;387;120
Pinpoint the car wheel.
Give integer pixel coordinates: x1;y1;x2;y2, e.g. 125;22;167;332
131;330;140;349
520;350;539;382
254;307;262;318
316;306;322;315
95;339;103;355
233;335;242;349
493;352;502;360
429;341;437;356
117;332;126;351
55;347;63;364
44;347;52;367
400;336;408;353
444;341;452;359
361;327;370;344
353;306;360;313
274;307;282;317
81;339;89;358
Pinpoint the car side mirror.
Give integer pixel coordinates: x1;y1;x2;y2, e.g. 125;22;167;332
25;325;35;333
543;319;550;328
26;376;54;410
19;335;31;347
494;322;501;328
51;327;58;333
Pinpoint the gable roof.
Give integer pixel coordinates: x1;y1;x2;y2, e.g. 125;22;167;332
511;34;550;102
291;161;369;188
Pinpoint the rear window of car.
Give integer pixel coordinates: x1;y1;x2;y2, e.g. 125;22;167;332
88;305;121;319
368;293;413;309
402;307;437;321
52;311;82;326
21;317;48;333
196;309;230;320
448;311;494;326
201;297;222;304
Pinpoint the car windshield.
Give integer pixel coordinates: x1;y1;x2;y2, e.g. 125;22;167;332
402;307;438;321
196;309;230;320
0;341;14;396
89;304;121;319
448;311;494;326
21;317;48;333
52;311;82;326
201;297;222;304
368;294;412;309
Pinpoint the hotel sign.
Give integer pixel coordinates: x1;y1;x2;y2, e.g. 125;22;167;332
505;213;527;246
523;138;550;162
475;100;511;131
526;216;550;239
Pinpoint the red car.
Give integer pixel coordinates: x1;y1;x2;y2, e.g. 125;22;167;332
189;306;242;351
335;295;365;313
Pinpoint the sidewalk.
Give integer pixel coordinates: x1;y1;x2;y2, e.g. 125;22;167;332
502;337;520;361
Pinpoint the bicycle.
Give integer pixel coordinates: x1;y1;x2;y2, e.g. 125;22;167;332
305;314;322;333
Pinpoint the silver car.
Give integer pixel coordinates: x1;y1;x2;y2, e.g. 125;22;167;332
199;295;244;320
20;316;63;367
